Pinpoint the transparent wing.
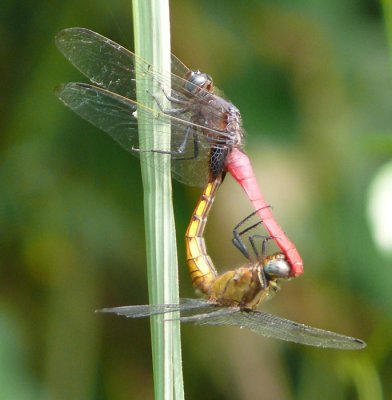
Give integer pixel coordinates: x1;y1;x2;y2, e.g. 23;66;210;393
181;308;366;350
55;27;227;121
56;82;215;187
99;303;184;318
99;298;365;349
98;298;216;318
55;28;240;186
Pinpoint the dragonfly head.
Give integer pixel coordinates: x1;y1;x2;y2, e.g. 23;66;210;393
184;70;214;97
263;253;290;280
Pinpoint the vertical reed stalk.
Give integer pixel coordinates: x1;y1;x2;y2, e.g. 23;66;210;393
132;1;184;399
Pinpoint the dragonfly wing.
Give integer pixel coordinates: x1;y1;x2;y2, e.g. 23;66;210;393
56;27;178;99
56;82;211;187
56;28;236;134
98;298;217;319
98;303;185;318
243;310;366;349
182;308;366;350
169;53;192;79
56;28;198;104
56;82;139;150
56;27;138;99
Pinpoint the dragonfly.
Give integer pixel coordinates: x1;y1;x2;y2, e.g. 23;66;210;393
101;174;365;350
101;206;366;349
55;27;304;277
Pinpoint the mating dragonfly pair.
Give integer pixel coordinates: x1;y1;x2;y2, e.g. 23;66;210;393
56;28;365;350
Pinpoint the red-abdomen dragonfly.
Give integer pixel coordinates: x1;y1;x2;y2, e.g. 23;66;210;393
56;27;303;277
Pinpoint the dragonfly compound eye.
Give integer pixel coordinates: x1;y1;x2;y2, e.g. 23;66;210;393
185;70;214;96
264;257;290;279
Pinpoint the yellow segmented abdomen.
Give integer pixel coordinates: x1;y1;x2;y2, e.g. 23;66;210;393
185;175;223;295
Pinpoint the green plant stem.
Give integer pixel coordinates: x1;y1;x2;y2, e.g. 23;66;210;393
131;1;184;399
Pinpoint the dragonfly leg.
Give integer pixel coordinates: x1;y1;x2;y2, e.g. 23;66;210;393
169;129;200;161
248;234;274;262
232;206;273;232
243;234;272;289
249;234;273;289
177;124;192;153
232;222;260;260
132;146;173;155
132;125;200;161
148;89;190;115
231;207;272;260
159;83;189;106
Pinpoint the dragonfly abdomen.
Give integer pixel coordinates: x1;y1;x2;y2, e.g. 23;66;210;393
225;148;304;277
185;176;223;294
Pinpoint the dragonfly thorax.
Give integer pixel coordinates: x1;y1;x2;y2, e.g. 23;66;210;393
225;105;244;147
206;261;284;309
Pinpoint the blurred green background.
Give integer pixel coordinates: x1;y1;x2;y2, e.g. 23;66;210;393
1;0;392;399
